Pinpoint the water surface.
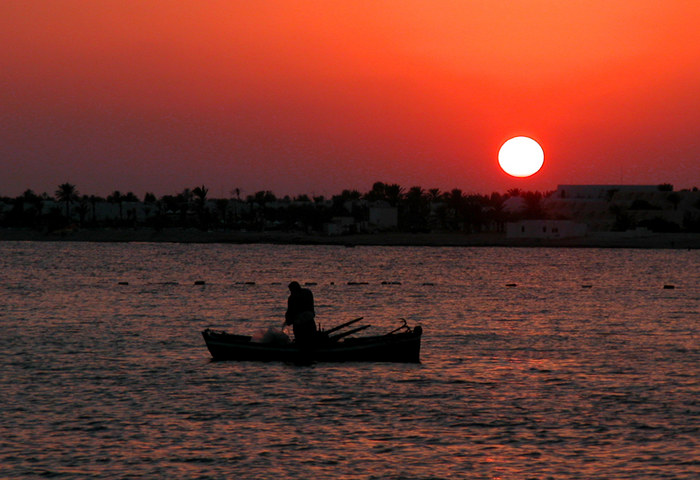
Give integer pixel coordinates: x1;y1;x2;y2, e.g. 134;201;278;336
1;242;698;478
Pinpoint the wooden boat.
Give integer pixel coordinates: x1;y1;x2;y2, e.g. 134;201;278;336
202;319;422;363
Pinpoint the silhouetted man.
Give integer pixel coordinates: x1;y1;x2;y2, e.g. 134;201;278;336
284;281;317;345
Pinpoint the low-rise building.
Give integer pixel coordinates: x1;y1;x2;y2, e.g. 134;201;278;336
368;202;398;230
506;220;587;239
323;216;357;235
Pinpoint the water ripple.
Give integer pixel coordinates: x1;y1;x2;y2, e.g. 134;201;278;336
1;243;698;479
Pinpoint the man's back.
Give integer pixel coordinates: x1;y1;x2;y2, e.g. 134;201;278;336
288;287;314;315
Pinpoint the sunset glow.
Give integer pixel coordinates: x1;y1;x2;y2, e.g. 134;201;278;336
1;1;699;196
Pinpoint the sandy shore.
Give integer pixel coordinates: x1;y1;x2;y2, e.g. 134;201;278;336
1;227;698;249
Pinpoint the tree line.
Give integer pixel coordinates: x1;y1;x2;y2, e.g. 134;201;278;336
4;181;698;233
0;181;551;233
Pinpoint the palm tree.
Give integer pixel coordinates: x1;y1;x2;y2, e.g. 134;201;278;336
445;189;465;230
215;199;229;226
193;185;208;207
89;195;99;224
365;182;387;203
248;190;276;230
427;188;441;203
404;186;429;231
123;192;139;202
464;194;486;232
55;183;78;219
193;185;209;229
230;188;241;223
76;196;90;225
177;189;193;226
12;190;43;227
107;191;124;222
488;192;507;232
384;184;404;207
522;191;545;219
23;189;43;221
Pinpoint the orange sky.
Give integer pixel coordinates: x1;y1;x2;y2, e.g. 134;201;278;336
1;1;699;197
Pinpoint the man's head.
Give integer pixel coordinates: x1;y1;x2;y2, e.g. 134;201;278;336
288;281;301;292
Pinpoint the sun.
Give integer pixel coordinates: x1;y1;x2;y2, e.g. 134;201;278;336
498;136;544;177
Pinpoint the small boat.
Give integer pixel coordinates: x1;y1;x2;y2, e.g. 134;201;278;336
202;319;422;363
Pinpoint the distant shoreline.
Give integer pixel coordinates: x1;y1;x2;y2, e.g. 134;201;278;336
1;227;698;249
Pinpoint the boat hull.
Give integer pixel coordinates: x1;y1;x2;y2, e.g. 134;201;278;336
202;326;422;363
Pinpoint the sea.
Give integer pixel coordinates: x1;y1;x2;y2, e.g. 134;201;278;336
1;241;698;479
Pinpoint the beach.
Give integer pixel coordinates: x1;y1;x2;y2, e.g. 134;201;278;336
1;227;697;249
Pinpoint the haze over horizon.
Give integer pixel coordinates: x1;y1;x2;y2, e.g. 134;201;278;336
2;1;699;198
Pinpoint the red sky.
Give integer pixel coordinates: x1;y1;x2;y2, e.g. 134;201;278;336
1;1;699;198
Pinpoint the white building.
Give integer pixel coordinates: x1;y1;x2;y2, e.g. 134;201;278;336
368;202;398;230
506;220;587;239
323;216;357;235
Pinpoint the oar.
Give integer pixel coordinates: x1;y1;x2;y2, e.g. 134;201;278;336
325;317;364;335
329;324;371;341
